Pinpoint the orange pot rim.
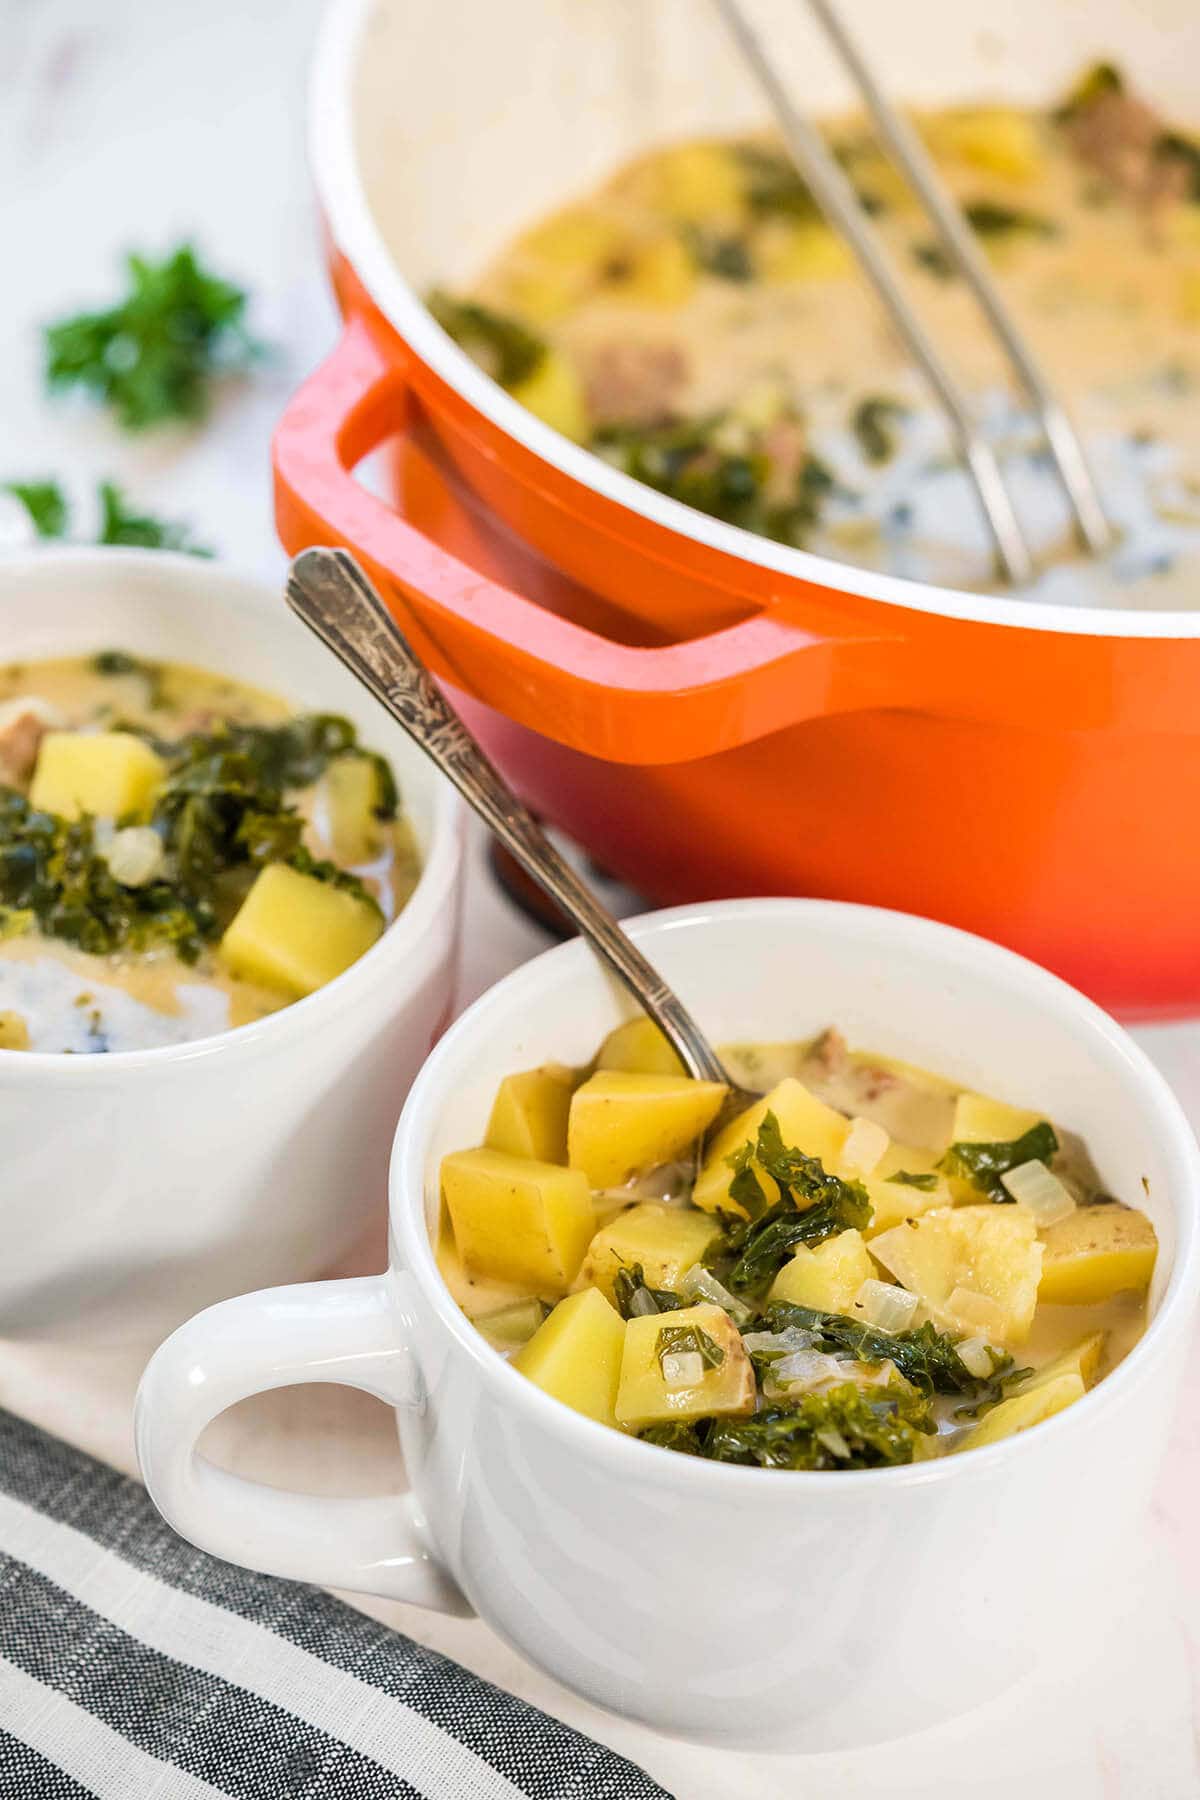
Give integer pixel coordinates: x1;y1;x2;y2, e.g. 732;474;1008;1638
308;0;1200;644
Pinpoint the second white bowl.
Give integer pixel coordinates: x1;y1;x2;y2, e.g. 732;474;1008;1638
0;548;462;1338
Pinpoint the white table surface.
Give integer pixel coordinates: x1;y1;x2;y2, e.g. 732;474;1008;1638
3;3;1200;1794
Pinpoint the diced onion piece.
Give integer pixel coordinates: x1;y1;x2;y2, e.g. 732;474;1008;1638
815;1426;852;1460
945;1286;1007;1337
853;1278;918;1334
662;1350;704;1390
679;1263;754;1326
1000;1158;1077;1228
956;1335;996;1379
741;1325;818;1355
102;824;165;888
628;1288;661;1318
773;1349;846;1390
839;1116;890;1177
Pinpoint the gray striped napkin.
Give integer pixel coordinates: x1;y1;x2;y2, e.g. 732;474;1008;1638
0;1409;672;1799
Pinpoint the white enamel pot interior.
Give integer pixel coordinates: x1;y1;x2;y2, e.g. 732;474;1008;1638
313;0;1200;640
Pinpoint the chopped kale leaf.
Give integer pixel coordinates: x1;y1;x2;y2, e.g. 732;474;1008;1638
97;482;211;555
639;1421;707;1457
1155;131;1200;202
737;141;883;221
737;144;821;221
3;480;69;540
656;1322;725;1372
0;789;206;962
938;1120;1060;1200
5;478;208;554
963;201;1058;240
426;290;546;388
612;1263;686;1319
886;1170;939;1191
1055;61;1124;125
707;1111;872;1292
764;1301;1014;1400
914;201;1057;277
45;244;260;431
641;1382;931;1469
683;226;755;282
851;395;908;464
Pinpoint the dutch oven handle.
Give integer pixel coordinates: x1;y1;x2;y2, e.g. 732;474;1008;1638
273;315;917;765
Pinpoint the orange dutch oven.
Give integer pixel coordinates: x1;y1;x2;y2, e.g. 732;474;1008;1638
276;0;1200;1018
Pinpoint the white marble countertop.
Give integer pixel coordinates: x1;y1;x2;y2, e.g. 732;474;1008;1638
2;3;1200;1794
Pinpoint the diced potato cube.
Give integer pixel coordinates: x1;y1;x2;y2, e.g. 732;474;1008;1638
869;1204;1044;1345
755;219;853;282
1037;1202;1157;1304
605;234;696;307
509;348;590;441
767;1228;875;1312
512;1288;626;1427
693;1078;851;1217
1025;1331;1106;1392
960;1371;1085;1452
322;755;386;865
0;1011;30;1051
580;1201;722;1300
218;863;383;998
1165;205;1200;253
496;209;628;320
596;1017;685;1077
950;1091;1046;1146
636;143;746;222
926;107;1044;182
568;1070;726;1189
615;1302;754;1427
943;1286;1009;1338
493;265;582;325
485;1065;575;1165
441;1148;594;1293
518;209;626;274
29;730;166;823
860;1140;953;1235
1178;269;1200;325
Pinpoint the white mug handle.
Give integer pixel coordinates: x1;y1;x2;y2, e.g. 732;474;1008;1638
134;1272;468;1614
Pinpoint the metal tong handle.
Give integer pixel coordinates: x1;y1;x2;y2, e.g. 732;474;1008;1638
804;0;1113;559
285;547;731;1087
714;0;1115;582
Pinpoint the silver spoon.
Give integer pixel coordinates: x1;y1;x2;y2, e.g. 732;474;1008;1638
285;548;757;1119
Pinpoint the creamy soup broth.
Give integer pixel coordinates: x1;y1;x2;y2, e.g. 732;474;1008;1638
431;65;1200;608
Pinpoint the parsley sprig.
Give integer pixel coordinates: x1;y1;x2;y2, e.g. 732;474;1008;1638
44;245;261;430
4;477;210;555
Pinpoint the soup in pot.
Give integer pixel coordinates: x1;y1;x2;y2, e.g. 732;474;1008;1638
0;651;418;1052
438;1020;1157;1469
430;63;1200;608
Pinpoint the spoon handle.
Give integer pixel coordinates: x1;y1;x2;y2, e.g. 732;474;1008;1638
286;548;729;1086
